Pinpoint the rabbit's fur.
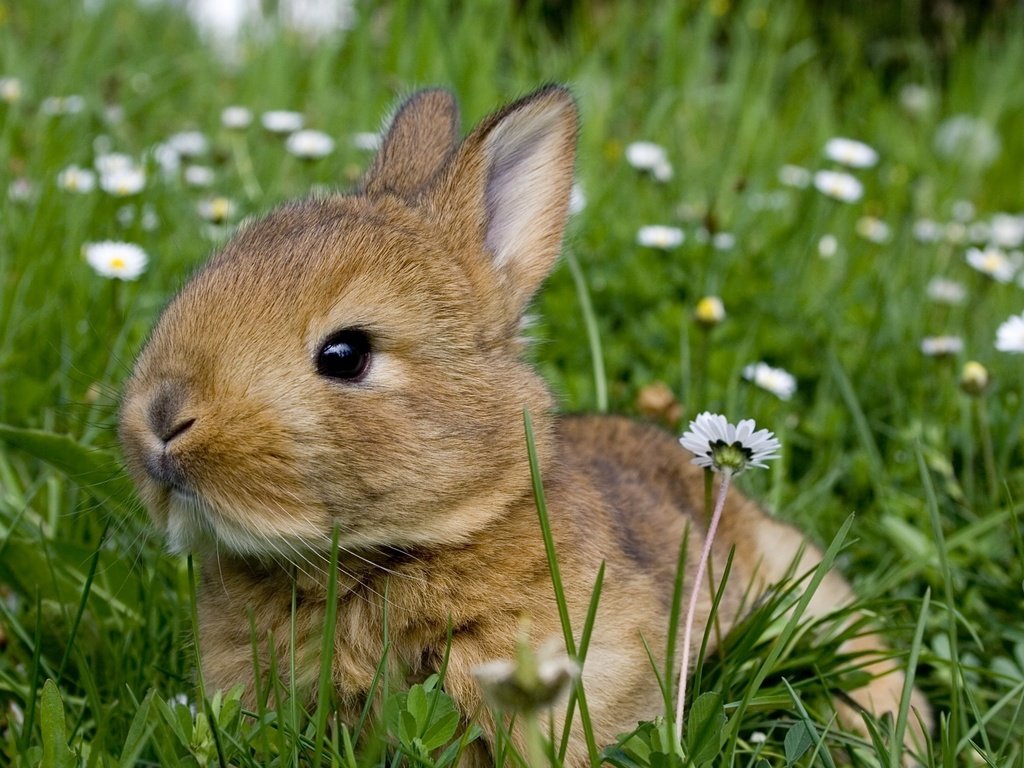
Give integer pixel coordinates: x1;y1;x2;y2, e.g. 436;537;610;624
120;86;930;764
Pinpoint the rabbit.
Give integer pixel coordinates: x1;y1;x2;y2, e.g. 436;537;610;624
119;85;931;765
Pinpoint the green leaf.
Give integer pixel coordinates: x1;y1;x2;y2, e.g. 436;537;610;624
421;709;460;751
40;679;75;768
685;691;725;766
406;683;428;731
0;425;136;517
119;690;155;768
783;721;813;764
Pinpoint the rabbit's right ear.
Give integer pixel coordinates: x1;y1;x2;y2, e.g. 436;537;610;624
361;89;460;198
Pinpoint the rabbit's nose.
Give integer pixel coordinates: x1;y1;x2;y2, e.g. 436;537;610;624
147;381;195;445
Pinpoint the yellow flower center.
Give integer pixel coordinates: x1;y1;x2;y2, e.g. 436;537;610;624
110;256;126;270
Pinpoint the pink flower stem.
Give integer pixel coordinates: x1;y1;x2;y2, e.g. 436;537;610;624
675;468;732;745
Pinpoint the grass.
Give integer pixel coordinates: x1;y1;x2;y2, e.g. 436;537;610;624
2;0;1024;765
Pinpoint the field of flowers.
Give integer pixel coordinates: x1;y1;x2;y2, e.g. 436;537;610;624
1;0;1023;765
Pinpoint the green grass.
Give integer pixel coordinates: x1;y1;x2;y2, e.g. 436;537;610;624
2;0;1024;765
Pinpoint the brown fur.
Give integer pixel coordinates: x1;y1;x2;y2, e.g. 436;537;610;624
120;86;930;764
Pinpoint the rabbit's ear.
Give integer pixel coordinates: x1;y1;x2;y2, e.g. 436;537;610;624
434;86;578;315
362;89;461;197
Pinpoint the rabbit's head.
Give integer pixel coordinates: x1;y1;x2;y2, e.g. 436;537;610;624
119;87;578;557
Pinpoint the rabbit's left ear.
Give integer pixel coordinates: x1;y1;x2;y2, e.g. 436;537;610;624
432;85;578;315
362;89;461;198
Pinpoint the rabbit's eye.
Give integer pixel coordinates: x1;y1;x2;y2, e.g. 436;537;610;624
316;329;371;381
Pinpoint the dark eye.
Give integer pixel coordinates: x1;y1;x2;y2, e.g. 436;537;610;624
316;329;371;381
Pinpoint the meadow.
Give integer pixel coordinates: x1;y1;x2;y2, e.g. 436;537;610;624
1;0;1024;765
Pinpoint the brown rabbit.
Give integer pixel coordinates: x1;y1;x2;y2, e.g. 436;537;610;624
119;86;931;765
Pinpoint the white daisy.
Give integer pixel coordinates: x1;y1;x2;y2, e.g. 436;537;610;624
899;84;932;116
926;277;966;305
285;129;335;159
196;196;237;224
920;336;964;357
818;234;838;259
951;199;976;222
712;232;736;251
625;141;668;171
743;361;797;401
995;312;1024;353
960;361;989;395
989;213;1024;249
569;182;586;215
166;130;209;158
261;110;304;134
100;166;145;196
183;165;215;188
813;170;863;203
777;164;811;188
694;296;725;326
824;137;878;169
57;165;96;193
221;105;253;130
856;216;891;244
679;412;781;474
83;241;148;280
94;152;135;175
0;76;22;103
636;225;684;249
913;218;943;243
352;131;382;151
966;246;1016;283
934;115;1001;169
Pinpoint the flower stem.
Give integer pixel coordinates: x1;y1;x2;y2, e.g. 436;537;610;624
674;469;731;745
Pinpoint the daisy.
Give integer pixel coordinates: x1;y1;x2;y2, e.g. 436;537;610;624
285;129;335;159
680;412;781;474
261;110;304;134
960;361;990;396
625;141;673;181
0;76;22;103
694;296;725;326
352;131;382;151
636;225;684;249
743;361;797;400
818;234;838;258
777;164;811;188
856;216;891;244
966;246;1016;283
990;213;1024;249
824;137;878;168
899;84;932;116
197;196;237;224
472;636;578;714
94;152;135;175
569;182;586;215
995;312;1024;353
926;277;966;305
813;169;863;203
57;165;96;193
221;105;253;130
166;130;209;158
934;115;1001;169
83;241;148;280
920;336;964;357
712;232;736;251
913;219;943;243
184;165;215;187
100;166;145;196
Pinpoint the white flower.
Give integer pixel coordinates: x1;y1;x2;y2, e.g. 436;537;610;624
636;225;684;249
778;164;811;188
813;170;863;203
184;165;215;187
569;182;586;215
197;196;237;223
968;221;991;244
990;214;1024;249
285;129;335;159
951;199;976;222
856;216;891;244
0;76;22;103
966;246;1016;283
221;105;253;130
934;115;1001;169
995;312;1024;353
743;361;797;401
166;130;209;158
679;412;781;474
352;131;382;151
626;141;668;170
694;296;725;326
57;165;96;193
913;218;943;243
100;166;145;196
150;143;181;176
824;137;878;169
749;731;768;745
472;637;579;713
944;222;967;244
926;277;966;305
818;234;838;258
920;336;964;357
261;110;304;134
40;94;86;115
899;84;932;115
712;232;735;251
83;241;148;280
94;152;135;175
